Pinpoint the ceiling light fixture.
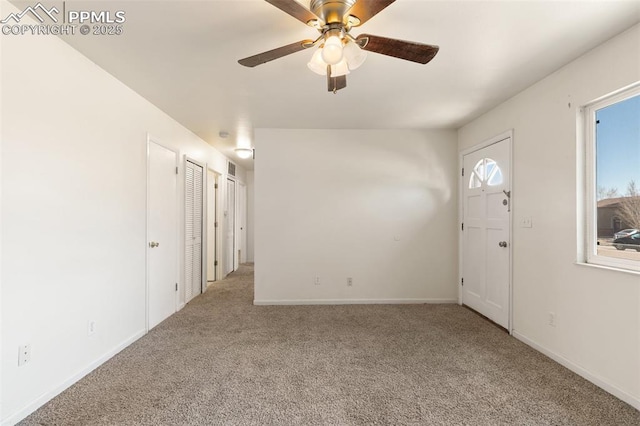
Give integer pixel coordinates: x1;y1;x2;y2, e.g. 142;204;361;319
234;148;254;159
238;0;440;93
321;32;343;65
307;48;327;75
342;40;366;70
307;39;364;76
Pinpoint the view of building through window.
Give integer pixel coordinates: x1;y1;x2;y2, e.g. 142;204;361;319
595;93;640;262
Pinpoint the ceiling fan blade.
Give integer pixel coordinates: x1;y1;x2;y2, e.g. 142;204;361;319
238;40;313;67
346;0;396;26
357;34;439;64
264;0;320;25
328;75;347;93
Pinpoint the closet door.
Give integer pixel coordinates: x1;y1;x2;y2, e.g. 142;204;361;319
185;160;203;303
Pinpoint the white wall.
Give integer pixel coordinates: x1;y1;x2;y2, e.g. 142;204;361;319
0;1;244;423
458;24;640;408
254;129;458;304
246;171;255;263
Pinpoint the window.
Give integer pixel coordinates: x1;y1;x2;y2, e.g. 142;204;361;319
469;158;503;189
584;84;640;271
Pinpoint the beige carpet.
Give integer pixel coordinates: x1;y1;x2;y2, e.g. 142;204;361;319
21;264;640;425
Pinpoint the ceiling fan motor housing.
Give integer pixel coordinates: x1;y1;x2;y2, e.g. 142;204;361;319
310;0;356;24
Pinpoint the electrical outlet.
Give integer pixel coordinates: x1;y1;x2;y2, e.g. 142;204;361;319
88;320;96;336
347;277;353;287
548;312;556;327
521;217;533;228
18;344;31;366
314;276;320;285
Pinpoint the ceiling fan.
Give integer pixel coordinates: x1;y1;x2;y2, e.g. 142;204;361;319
238;0;439;93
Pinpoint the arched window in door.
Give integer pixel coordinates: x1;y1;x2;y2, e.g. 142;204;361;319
469;158;504;189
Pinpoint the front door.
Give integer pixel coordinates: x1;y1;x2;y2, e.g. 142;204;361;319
147;140;177;330
462;137;511;329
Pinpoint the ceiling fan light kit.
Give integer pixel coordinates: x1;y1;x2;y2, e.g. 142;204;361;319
307;48;327;74
343;40;367;70
307;38;365;76
238;0;439;93
308;52;350;77
321;31;344;64
330;59;350;77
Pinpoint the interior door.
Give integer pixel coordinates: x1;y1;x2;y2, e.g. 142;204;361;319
225;178;236;275
147;141;177;329
185;160;203;303
462;137;511;329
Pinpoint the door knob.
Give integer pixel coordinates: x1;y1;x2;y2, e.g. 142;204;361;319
498;241;508;248
149;241;160;248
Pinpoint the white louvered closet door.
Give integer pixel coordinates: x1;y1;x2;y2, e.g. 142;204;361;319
185;161;203;303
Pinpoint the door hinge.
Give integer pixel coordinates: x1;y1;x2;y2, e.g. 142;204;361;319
175;166;179;175
461;278;464;286
175;283;178;291
214;183;218;189
214;260;218;266
214;222;218;228
461;168;464;177
461;223;464;231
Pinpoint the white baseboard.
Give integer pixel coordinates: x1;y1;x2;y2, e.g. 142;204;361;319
2;330;146;426
513;331;640;410
253;298;458;305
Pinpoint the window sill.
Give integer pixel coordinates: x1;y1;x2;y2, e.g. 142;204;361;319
575;261;640;276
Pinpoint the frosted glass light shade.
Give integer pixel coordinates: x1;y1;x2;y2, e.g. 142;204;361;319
308;42;358;78
321;35;343;65
307;48;327;75
343;41;367;70
330;59;350;77
235;148;253;159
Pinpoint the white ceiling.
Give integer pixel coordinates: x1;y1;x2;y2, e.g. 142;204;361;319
43;0;640;169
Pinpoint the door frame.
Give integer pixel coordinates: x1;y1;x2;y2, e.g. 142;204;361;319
225;176;237;275
184;156;206;299
458;129;514;334
206;167;222;285
146;134;180;332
